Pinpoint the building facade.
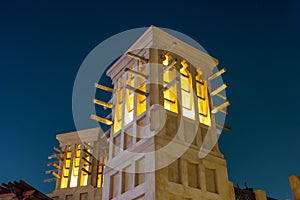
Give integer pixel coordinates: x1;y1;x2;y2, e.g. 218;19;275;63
45;26;274;200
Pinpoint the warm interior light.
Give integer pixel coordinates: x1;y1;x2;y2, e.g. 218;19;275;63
136;65;147;117
163;54;178;113
80;146;90;186
124;71;134;125
180;60;195;119
60;145;71;189
70;144;81;188
162;54;170;66
113;78;123;133
97;156;107;188
196;69;211;126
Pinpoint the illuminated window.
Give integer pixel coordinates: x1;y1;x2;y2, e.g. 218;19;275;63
97;158;106;188
113;78;123;133
180;60;195;119
124;69;135;126
60;145;71;188
163;54;178;113
80;146;91;187
70;144;81;187
136;65;147;117
196;69;211;126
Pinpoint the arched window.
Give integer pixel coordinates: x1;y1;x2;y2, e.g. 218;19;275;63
196;69;211;126
180;60;195;119
113;78;123;133
163;54;178;113
124;70;134;126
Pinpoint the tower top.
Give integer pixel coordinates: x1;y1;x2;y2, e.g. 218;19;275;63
107;26;218;79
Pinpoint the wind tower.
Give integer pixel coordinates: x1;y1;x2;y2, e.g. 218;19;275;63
45;128;108;200
91;26;235;200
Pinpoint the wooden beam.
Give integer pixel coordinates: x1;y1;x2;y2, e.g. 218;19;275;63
90;114;113;125
161;77;179;92
125;68;148;79
53;147;64;154
212;101;231;114
81;168;91;175
126;52;149;63
210;84;228;96
125;85;149;97
162;58;177;73
93;99;113;109
94;83;114;93
216;122;232;131
208;68;226;81
51;171;61;179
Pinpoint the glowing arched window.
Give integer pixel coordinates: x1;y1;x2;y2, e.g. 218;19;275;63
80;146;91;186
180;60;195;119
70;144;81;187
124;70;134;125
113;78;123;133
163;54;178;113
60;145;71;188
136;64;147;117
196;69;211;126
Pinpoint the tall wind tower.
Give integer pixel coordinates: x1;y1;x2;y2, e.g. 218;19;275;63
46;26;234;200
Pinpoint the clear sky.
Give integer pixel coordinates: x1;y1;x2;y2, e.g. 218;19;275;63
0;0;299;199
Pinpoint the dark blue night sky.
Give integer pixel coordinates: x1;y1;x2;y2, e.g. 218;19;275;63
0;1;300;199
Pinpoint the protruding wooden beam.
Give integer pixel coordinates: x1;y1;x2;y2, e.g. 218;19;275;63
91;114;113;125
52;163;62;170
43;178;56;183
82;157;92;165
83;148;93;157
216;122;232;131
93;99;113;109
81;168;91;175
53;147;64;154
45;169;58;175
219;109;229;115
210;84;228;96
94;83;114;93
208;68;226;81
125;85;149;97
51;171;61;179
160;42;177;58
48;154;63;161
101;129;111;139
216;93;226;100
162;58;177;72
46;161;59;167
161;77;179;92
83;142;93;150
125;68;149;79
126;52;149;63
211;101;231;114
